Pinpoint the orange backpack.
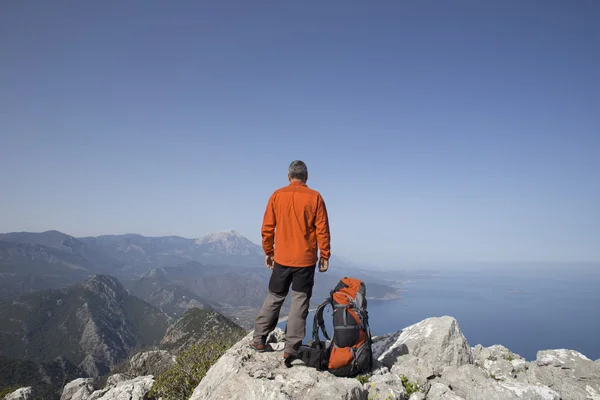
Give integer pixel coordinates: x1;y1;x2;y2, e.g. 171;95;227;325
307;277;373;376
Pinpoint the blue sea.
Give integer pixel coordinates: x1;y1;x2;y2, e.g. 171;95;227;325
279;264;600;361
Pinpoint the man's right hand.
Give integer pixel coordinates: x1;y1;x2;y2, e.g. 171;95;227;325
265;255;275;269
318;258;329;273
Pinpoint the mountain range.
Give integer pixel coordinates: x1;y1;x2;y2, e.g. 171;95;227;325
0;275;247;399
0;275;168;377
0;229;355;291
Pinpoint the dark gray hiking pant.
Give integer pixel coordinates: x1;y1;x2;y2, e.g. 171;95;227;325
253;262;316;354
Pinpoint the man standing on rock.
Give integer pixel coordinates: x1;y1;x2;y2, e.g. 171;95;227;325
252;160;331;359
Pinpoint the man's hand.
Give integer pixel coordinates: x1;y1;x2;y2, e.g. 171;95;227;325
318;258;329;273
265;255;275;270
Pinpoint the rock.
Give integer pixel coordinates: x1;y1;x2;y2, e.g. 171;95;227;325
61;378;94;400
129;350;176;377
3;387;34;400
440;364;560;400
366;374;406;400
105;373;129;389
510;359;529;375
473;344;524;368
374;317;472;385
183;316;600;400
488;359;515;380
390;354;437;384
190;328;368;400
379;344;409;369
427;383;465;399
521;349;600;400
376;317;473;367
87;376;154;400
471;344;531;380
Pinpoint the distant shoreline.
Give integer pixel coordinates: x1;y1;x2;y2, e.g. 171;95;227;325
277;290;404;324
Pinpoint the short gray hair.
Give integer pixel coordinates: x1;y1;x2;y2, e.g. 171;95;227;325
288;160;308;181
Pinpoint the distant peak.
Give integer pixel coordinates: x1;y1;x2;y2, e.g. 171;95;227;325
79;274;126;296
196;230;246;243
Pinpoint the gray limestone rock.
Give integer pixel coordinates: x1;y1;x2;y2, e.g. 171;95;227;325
389;354;437;384
472;344;529;379
427;383;465;400
366;374;406;400
488;359;515;380
521;349;600;400
376;316;473;368
472;344;524;367
374;316;472;385
61;378;94;400
190;328;368;400
3;387;34;400
87;376;154;400
440;364;560;400
105;374;128;389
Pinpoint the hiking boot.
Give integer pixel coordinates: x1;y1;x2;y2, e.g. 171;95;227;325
250;342;266;352
283;352;297;368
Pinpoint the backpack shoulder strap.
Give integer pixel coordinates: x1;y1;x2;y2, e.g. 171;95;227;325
312;297;332;342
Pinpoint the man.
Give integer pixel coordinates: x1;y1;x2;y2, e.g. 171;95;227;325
252;160;331;359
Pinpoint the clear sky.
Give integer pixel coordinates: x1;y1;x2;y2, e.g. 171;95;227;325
1;1;599;266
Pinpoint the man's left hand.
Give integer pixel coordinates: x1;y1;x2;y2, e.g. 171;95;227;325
265;255;275;269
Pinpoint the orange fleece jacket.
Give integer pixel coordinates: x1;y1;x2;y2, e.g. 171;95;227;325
261;181;331;267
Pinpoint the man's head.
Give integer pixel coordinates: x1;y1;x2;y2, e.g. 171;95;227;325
288;160;308;183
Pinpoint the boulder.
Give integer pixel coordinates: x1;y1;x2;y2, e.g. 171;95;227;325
472;344;531;380
376;317;473;367
427;382;465;399
61;378;95;400
472;344;524;368
521;349;600;400
440;364;560;400
374;316;472;385
3;387;34;400
105;374;129;389
366;374;406;400
190;328;370;400
389;354;436;384
87;376;154;400
487;359;515;380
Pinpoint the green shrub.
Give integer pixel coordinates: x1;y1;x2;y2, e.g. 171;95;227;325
356;374;370;385
148;338;234;400
400;375;419;397
505;351;515;362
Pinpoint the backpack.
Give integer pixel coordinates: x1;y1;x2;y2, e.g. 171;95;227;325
285;277;373;377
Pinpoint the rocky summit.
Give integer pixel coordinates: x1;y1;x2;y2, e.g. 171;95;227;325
8;315;600;400
190;316;600;400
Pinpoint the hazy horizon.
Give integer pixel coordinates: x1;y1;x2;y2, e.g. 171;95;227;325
2;2;599;266
1;228;598;268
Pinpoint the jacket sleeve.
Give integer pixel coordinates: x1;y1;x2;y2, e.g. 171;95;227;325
315;194;331;260
261;193;277;257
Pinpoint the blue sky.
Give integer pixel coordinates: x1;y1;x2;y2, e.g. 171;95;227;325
1;1;599;266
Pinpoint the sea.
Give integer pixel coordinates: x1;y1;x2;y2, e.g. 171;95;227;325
279;263;600;361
